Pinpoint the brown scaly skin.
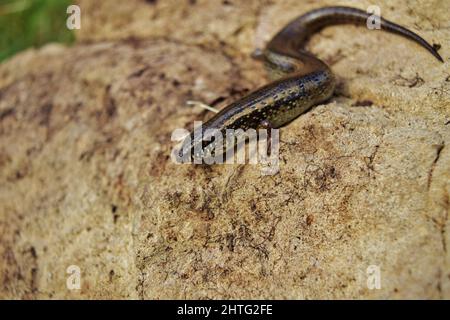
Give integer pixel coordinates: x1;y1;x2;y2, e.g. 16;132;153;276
178;6;443;162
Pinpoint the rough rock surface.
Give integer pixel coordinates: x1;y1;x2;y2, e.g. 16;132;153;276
0;0;449;299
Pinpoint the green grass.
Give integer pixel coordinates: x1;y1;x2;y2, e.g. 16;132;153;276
0;0;75;62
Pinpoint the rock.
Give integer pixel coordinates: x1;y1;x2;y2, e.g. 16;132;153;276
0;0;448;299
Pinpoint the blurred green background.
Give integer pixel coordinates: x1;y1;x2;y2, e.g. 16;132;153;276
0;0;74;62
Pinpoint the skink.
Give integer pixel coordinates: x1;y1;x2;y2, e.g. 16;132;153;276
178;6;443;161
